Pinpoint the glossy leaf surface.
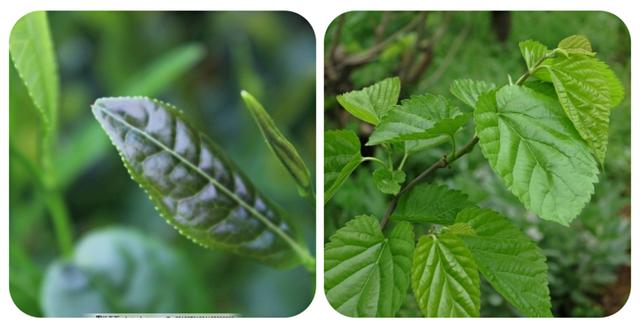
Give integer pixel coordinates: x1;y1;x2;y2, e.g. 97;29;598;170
392;184;474;225
411;233;480;317
240;90;313;199
367;94;469;146
474;85;598;225
454;208;552;317
325;130;363;204
325;216;414;317
10;11;59;128
92;97;305;267
336;77;400;125
449;79;496;109
41;228;206;316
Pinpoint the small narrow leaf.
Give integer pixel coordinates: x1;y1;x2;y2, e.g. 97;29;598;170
474;85;598;225
411;233;480;317
535;54;624;163
91;97;306;268
453;208;552;317
519;40;549;71
10;11;59;128
372;167;405;195
336;77;400;125
449;79;496;109
240;90;313;199
391;184;474;225
325;130;363;204
367;94;469;146
325;216;414;317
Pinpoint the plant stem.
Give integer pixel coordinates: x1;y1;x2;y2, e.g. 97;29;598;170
362;156;386;166
379;136;479;229
515;53;550;86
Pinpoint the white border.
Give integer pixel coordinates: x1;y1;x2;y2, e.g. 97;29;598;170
1;0;638;327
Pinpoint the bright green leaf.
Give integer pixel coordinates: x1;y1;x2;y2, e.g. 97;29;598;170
519;39;549;71
411;233;480;317
91;97;309;268
391;184;474;225
535;54;624;163
372;167;405;195
336;77;400;125
41;228;207;316
449;79;496;109
325;130;363;204
557;35;595;56
240;90;313;199
325;216;414;317
367;94;470;145
10;11;59;129
474;85;599;225
453;208;552;317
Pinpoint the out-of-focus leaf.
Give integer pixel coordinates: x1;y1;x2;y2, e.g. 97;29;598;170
92;97;310;268
41;228;207;316
392;184;474;225
367;94;469;146
372;167;405;195
324;130;363;204
474;85;598;225
240;90;313;199
411;232;480;317
10;11;59;129
449;79;496;109
336;77;400;125
119;43;205;95
55;120;111;187
325;216;414;316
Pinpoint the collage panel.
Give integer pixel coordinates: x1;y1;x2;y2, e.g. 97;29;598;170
324;11;630;318
9;11;316;317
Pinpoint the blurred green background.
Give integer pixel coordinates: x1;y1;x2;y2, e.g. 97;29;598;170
10;11;315;317
325;11;630;317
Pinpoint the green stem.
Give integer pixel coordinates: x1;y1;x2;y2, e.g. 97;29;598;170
362;156;387;167
398;148;409;171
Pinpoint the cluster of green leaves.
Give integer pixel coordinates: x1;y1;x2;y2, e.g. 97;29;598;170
324;35;623;317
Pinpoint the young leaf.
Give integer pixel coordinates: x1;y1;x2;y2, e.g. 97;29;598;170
535;54;624;164
519;39;549;71
557;35;595;56
325;216;414;317
367;94;470;145
120;43;205;95
325;130;363;204
411;233;480;317
41;228;207;316
449;79;496;109
91;97;309;268
474;86;598;225
391;184;474;225
240;90;313;199
453;208;552;317
9;11;59;129
372;167;406;195
336;77;400;125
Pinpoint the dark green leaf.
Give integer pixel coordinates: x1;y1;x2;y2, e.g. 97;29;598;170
411;232;480;317
474;85;598;225
41;228;207;316
453;208;552;317
391;184;474;225
449;79;496;109
10;11;59;129
325;216;414;317
367;94;469;145
240;90;313;199
372;167;405;195
325;129;363;204
92;97;310;268
336;77;400;125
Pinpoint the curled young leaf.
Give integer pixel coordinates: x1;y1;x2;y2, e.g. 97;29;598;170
240;90;313;199
372;167;405;195
92;96;311;268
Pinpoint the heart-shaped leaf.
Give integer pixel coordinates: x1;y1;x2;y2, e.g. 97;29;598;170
336;77;400;125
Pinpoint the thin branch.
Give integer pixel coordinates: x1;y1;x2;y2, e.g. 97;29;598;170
421;24;471;89
379;136;479;229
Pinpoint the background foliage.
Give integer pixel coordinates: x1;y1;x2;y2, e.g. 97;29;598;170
325;11;630;317
10;11;315;317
